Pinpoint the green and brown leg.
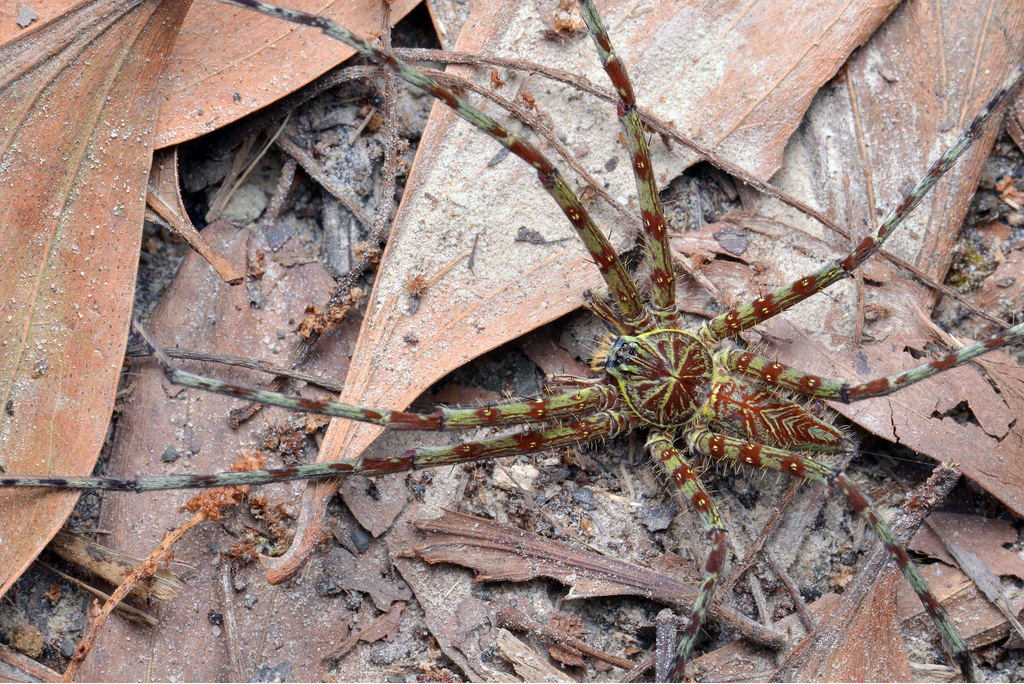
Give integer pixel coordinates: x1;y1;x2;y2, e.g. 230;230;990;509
689;428;974;680
647;432;727;682
718;325;1024;402
699;60;1024;344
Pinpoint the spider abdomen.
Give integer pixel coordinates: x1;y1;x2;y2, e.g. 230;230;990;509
704;377;847;452
604;329;713;428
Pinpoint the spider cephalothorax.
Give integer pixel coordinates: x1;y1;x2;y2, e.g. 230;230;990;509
3;0;1023;681
604;330;713;427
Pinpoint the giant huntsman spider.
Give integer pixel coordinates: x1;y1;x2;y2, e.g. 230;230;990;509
4;0;1024;680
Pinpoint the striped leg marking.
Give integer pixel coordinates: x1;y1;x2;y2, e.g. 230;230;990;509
690;428;973;678
647;432;727;682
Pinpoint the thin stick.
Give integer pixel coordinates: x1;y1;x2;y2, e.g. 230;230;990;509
124;343;345;393
61;511;206;682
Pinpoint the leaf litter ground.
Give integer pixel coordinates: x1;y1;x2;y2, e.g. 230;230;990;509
3;2;1024;681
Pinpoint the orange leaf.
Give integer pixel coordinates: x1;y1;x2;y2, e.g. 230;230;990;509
0;0;191;595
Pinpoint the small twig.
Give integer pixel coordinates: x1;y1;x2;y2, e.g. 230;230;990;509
720;489;815;633
721;447;855;598
496;604;636;670
276;135;375;229
35;560;158;627
258;156;297;228
219;564;244;682
62;511;207;682
208;114;291;223
124;342;345;393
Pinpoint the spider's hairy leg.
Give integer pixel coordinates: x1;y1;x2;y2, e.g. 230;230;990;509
699;59;1024;343
578;0;676;319
720;324;1024;402
0;412;636;492
690;428;975;681
214;0;650;326
133;320;619;431
582;289;634;336
647;433;727;682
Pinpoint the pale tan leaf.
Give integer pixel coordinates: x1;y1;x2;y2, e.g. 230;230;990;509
0;0;190;597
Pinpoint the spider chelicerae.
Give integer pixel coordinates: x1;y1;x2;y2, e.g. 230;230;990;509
4;1;1024;680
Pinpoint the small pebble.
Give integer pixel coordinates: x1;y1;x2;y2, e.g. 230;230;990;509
572;487;596;510
161;445;181;463
350;527;371;554
211;626;221;637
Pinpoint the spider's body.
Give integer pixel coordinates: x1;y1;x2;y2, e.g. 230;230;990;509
4;0;1024;680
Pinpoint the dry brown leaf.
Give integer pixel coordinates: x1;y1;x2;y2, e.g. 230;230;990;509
897;561;1023;652
911;512;1024;581
79;222;361;681
146;146;242;283
0;0;190;597
0;0;421;147
400;509;783;649
1009;84;1024;151
326;600;406;661
783;570;912;682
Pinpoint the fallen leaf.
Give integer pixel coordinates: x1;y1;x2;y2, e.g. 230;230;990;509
911;512;1024;581
494;628;574;683
146;146;242;283
897;561;1023;652
79;222;361;682
1009;85;1024;151
325;600;406;661
400;509;783;650
0;0;421;147
0;0;191;597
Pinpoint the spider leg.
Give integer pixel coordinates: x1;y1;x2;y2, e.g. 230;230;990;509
699;59;1024;344
647;432;727;682
0;412;637;492
719;320;1024;402
689;428;975;681
132;321;619;430
214;0;649;326
578;0;677;321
